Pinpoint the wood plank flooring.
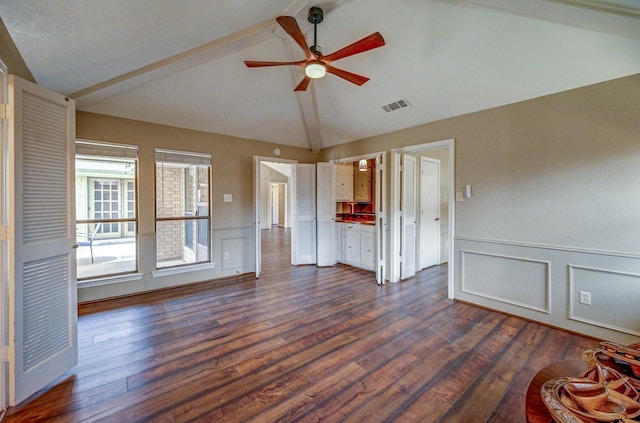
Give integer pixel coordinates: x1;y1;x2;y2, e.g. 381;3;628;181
4;227;599;422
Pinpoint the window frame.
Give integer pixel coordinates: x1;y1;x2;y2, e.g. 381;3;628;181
75;140;139;281
154;148;212;270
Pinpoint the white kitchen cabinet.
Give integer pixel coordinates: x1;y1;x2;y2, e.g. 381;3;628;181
354;168;371;201
338;222;375;271
344;224;361;265
336;222;345;262
335;164;353;201
359;225;376;271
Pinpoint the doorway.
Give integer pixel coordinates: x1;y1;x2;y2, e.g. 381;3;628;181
331;152;387;284
419;156;441;270
254;157;296;277
391;139;455;298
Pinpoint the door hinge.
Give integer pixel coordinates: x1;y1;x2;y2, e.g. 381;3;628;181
0;103;11;120
1;346;8;362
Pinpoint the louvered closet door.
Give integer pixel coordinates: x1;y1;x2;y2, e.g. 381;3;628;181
401;154;417;279
8;76;77;405
293;164;316;265
316;163;335;267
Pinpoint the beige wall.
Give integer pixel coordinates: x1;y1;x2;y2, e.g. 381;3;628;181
77;111;317;233
321;74;640;254
0;17;35;83
320;74;640;343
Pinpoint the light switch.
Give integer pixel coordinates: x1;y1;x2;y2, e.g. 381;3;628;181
224;194;232;202
455;192;464;202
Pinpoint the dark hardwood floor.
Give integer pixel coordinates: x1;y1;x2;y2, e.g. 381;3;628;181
5;227;599;422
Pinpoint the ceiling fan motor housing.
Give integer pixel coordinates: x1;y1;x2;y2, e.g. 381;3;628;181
308;7;324;24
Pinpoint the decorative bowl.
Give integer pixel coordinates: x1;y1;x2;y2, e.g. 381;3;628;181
564;380;609;411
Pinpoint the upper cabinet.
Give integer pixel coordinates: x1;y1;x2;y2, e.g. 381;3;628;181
354;167;372;202
335;164;353;201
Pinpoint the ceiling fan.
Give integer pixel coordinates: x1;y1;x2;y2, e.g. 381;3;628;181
244;6;385;91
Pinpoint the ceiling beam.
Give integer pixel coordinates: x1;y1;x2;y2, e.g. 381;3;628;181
70;0;334;107
297;85;323;153
71;20;276;107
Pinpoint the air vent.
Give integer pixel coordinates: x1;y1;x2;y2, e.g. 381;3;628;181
382;98;411;113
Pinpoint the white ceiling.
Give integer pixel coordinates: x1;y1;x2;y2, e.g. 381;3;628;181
2;0;640;152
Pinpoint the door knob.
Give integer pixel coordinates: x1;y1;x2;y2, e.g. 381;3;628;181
435;218;440;221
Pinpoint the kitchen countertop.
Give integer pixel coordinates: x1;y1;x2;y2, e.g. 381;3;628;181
336;220;376;226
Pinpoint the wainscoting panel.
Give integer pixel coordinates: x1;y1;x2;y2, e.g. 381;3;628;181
221;236;248;271
569;265;640;337
79;227;255;302
454;237;640;344
461;250;550;313
214;227;254;275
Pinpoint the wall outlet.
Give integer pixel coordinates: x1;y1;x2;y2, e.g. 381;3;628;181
144;275;151;286
579;290;592;305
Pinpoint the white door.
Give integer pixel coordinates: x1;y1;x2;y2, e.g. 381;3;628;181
253;157;262;278
271;185;279;226
316;163;335;267
260;166;270;230
419;157;440;269
8;76;77;405
400;154;417;279
0;57;7;413
375;153;387;284
293;164;316;265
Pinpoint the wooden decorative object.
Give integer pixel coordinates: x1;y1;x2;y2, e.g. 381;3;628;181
539;341;640;422
582;350;640;399
542;377;640;422
600;341;640;378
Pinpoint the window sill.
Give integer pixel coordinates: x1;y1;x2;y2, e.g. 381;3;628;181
152;262;217;278
77;272;144;288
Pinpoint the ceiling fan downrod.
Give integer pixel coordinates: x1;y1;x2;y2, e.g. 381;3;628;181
308;6;324;56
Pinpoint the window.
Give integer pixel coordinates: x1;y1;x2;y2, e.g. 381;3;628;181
75;141;138;280
155;149;211;269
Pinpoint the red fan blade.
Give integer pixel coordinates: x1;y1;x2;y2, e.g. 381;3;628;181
244;60;306;68
325;65;370;86
322;32;385;63
276;16;312;60
294;76;312;91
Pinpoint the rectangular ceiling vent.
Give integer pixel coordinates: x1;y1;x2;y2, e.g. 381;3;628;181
382;98;411;113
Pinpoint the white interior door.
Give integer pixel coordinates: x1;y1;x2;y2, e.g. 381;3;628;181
293;164;316;265
271;185;279;226
260;165;270;230
0;58;7;413
419;157;440;269
400;154;417;279
375;153;386;284
8;75;77;405
253;156;262;278
316;163;335;267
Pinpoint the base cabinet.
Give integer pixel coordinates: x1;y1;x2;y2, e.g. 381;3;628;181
344;225;361;264
338;223;375;271
360;229;376;270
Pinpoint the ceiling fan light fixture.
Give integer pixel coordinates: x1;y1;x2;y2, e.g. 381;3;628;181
305;61;326;79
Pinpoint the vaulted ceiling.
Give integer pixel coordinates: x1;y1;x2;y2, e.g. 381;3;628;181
2;0;640;152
